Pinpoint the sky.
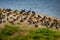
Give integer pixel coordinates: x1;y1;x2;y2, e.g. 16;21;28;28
0;0;60;19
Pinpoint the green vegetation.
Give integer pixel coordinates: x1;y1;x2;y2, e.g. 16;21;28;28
2;25;19;36
0;25;20;40
0;25;60;40
28;28;60;40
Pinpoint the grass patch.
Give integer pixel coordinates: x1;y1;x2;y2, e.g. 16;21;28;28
0;25;20;40
0;25;60;40
1;25;19;36
28;28;60;40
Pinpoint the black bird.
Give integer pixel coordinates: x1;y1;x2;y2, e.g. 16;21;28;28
13;10;18;13
28;19;33;25
9;21;14;25
38;15;41;18
0;13;2;23
6;9;12;12
50;23;54;28
35;24;38;27
20;19;24;22
20;9;25;14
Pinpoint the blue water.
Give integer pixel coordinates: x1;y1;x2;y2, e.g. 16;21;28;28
0;0;60;19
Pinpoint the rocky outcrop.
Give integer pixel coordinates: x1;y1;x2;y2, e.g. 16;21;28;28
0;8;60;29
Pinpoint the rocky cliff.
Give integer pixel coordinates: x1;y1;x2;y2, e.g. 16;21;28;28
0;8;60;29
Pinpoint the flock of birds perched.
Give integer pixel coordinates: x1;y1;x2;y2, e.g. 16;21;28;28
0;8;60;29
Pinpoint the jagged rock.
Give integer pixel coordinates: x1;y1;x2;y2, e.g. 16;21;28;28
0;8;60;29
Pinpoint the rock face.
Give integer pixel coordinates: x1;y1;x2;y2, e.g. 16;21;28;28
0;8;60;29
